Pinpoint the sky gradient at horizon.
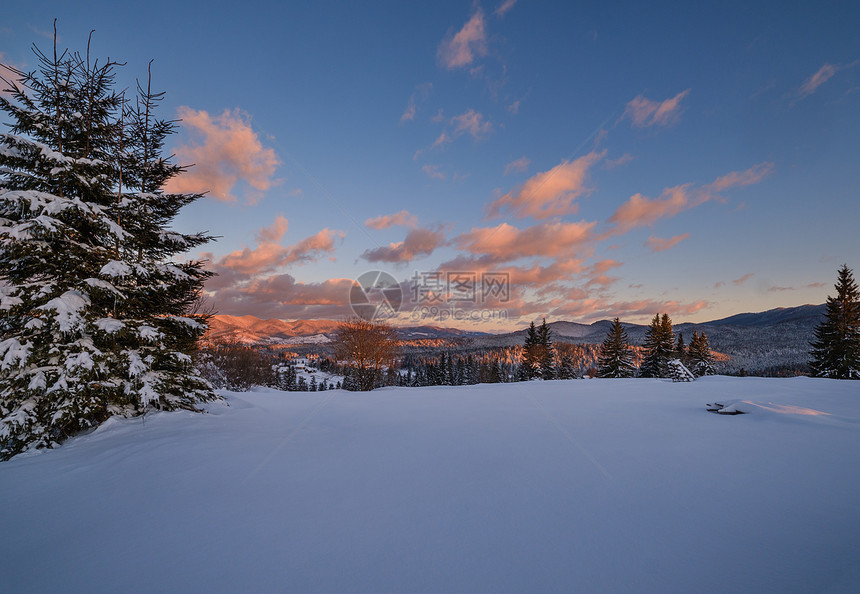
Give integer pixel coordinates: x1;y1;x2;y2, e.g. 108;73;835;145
2;0;859;330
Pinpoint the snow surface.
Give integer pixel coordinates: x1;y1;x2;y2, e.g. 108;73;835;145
1;377;859;593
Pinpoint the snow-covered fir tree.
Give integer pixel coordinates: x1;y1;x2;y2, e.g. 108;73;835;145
809;264;860;379
639;314;675;378
597;318;636;378
667;358;695;382
519;321;540;380
537;318;555;380
688;331;715;377
0;32;215;459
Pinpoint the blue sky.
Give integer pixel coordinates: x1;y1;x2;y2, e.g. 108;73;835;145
2;1;859;329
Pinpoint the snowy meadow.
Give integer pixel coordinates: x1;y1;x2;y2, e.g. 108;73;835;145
1;377;859;593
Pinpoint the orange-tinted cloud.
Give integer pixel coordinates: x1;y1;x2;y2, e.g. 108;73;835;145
166;107;280;202
361;226;446;263
210;273;354;320
733;273;754;285
438;9;488;69
0;55;25;99
454;220;597;261
622;89;690;127
708;161;774;192
217;227;344;276
503;156;531;175
645;233;690;252
495;0;518;18
487;151;605;219
799;63;836;98
451;109;493;138
256;215;289;243
365;210;418;230
608;162;772;232
608;184;693;231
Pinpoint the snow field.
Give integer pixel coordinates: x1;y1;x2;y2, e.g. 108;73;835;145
1;376;859;593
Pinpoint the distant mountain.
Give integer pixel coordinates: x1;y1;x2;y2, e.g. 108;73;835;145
205;315;341;345
704;304;826;327
466;304;826;375
206;315;491;345
206;305;826;374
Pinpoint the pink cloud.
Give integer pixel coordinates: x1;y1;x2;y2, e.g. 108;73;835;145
708;162;774;192
0;55;25;99
503;156;531;176
733;273;754;286
605;153;634;169
507;100;521;114
422;164;446;179
451;109;493;138
165;107;280;202
608;185;694;231
365;210;418;230
400;82;432;123
210;273;354;320
799;63;836;98
361;226;446;263
216;227;345;276
437;9;488;70
256;215;289;243
487;151;605;219
495;0;518;18
608;162;772;232
453;220;597;261
645;233;690;252
622;89;690;128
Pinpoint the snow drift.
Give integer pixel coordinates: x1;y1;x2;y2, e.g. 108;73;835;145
1;376;859;593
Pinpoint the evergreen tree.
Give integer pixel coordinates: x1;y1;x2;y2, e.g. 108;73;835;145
520;321;539;380
688;331;715;377
597;318;636;378
676;332;687;364
639;313;675;378
0;32;214;459
556;349;577;379
809;265;860;379
537;318;556;380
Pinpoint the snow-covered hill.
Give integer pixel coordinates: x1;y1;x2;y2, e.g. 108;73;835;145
2;377;858;592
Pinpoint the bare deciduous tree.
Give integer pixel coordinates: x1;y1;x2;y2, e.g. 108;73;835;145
334;318;400;391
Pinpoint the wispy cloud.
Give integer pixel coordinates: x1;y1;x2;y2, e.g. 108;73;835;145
768;282;826;292
621;89;691;128
799;63;837;98
733;273;754;286
166;107;280;203
494;0;518;18
708;161;774;192
418;109;494;155
437;8;488;69
400;82;432;122
608;162;773;232
506;99;521;114
605;153;634;170
421;164;446;179
365;210;418;230
488;151;605;219
645;233;690;252
503;156;530;175
451;109;493;138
